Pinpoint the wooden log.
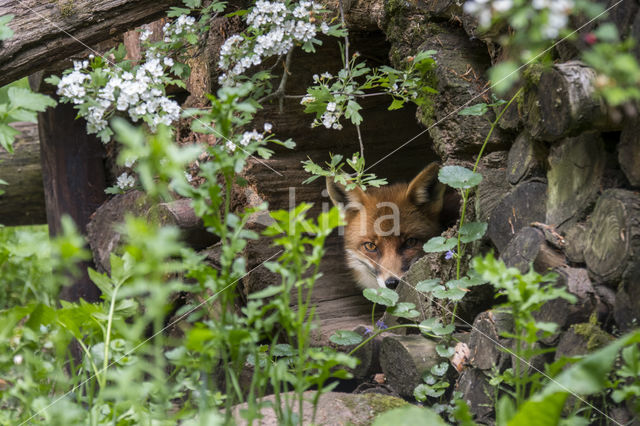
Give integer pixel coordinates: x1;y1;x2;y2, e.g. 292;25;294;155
500;226;567;274
468;309;512;372
345;325;383;380
546;132;605;230
147;198;218;250
583;189;640;284
527;61;619;142
0;122;46;226
563;222;588;264
554;323;614;362
619;117;640;187
534;267;598;345
455;368;494;423
613;261;640;332
475;164;511;224
506;131;547;185
379;334;440;398
0;0;175;87
487;181;548;253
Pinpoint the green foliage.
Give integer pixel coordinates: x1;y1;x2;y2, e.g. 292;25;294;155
473;252;576;409
372;405;448;426
0;14;14;40
302;152;387;190
0;78;56;152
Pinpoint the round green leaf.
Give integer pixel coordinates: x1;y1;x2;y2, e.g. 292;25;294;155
458;103;488;116
436;344;455;358
363;288;399;307
423;236;457;253
416;279;443;293
329;330;364;346
459;221;488;243
438;166;483;189
389;302;420;319
431;362;450;376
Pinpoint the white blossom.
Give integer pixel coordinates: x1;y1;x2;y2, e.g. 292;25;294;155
116;172;136;190
263;122;273;132
13;354;23;365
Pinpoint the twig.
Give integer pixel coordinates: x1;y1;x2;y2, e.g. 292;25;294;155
257;48;294;111
356;124;364;160
283;91;388;99
338;0;349;65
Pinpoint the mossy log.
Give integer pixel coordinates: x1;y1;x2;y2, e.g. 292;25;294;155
506;131;547;185
0;0;175;87
546;132;605;229
379;334;440;398
619;117;640;187
487;181;548;253
147;198;217;250
0;122;46;226
527;61;619;142
583;189;640;284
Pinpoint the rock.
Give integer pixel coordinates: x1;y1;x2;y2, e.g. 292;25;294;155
232;391;407;425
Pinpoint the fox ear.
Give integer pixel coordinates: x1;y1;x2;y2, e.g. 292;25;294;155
406;163;446;215
326;177;366;210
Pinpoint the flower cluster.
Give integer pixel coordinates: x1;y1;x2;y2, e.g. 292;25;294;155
463;0;574;39
225;128;266;153
54;16;200;142
218;0;332;84
116;172;136;190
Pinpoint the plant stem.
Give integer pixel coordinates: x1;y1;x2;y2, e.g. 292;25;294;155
451;87;524;325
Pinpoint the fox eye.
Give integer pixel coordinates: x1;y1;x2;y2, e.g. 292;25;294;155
404;238;419;248
362;242;377;252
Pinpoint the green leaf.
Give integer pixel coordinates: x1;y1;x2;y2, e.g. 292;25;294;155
362;287;399;307
329;330;364;346
247;284;284;299
436;344;455;358
423;236;457;253
388;98;404;110
459;222;488;243
430;362;449;376
438;165;483;189
8;87;56;111
489;61;520;95
594;23;619;43
0;14;14;41
419;318;455;336
372;405;447;426
458;103;488;116
0;123;21;152
388;302;420;319
416;279;443;293
271;343;296;357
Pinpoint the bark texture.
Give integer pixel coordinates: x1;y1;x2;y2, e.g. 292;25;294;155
0;0;175;86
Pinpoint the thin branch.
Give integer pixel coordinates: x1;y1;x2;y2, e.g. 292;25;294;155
283;91;389;99
356;124;364;160
257;48;294;111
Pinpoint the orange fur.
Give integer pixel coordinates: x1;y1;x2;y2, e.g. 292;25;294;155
327;163;446;289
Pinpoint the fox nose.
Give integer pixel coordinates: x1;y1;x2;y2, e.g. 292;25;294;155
385;277;400;289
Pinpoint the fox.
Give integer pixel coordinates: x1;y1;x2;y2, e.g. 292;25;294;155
326;163;447;290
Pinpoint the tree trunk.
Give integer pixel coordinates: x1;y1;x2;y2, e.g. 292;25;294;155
0;122;46;226
0;0;175;86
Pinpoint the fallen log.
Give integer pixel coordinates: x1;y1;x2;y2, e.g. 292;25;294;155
0;0;175;87
506;131;547;185
468;309;512;372
0;122;46;226
499;227;567;275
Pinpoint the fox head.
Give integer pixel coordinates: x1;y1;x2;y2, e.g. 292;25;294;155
327;163;446;290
